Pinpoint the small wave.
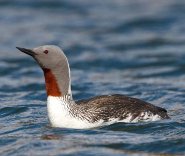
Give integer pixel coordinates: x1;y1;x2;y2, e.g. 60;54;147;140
0;106;28;117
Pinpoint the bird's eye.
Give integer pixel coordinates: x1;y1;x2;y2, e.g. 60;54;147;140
44;50;48;54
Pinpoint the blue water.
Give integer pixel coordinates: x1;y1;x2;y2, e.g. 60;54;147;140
1;0;185;155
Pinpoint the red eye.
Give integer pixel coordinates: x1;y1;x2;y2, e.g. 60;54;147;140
44;50;48;54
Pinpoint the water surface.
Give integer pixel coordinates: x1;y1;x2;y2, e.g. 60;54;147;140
0;0;185;155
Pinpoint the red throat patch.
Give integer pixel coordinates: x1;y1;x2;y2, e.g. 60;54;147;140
43;68;62;96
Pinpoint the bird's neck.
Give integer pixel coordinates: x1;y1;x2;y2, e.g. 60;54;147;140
42;61;72;100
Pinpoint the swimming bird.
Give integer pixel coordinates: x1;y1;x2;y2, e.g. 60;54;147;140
16;45;170;129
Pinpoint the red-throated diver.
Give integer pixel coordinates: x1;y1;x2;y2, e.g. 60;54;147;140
16;45;169;129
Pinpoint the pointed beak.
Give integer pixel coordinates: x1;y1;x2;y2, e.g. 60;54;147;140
16;47;36;57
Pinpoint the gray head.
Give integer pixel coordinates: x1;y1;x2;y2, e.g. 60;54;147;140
16;45;68;70
17;45;72;97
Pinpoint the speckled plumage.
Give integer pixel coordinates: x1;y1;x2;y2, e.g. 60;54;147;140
70;94;169;123
17;45;170;129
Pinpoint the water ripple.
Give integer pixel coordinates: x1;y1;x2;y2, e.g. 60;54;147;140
0;0;185;155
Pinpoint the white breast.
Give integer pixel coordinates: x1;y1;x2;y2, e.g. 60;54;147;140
47;96;162;129
47;96;106;129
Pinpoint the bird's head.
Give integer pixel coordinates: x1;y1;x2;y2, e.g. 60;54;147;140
16;45;67;70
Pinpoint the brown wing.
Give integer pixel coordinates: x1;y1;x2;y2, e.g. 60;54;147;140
76;94;169;122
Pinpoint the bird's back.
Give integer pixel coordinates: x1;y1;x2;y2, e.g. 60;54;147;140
76;94;169;123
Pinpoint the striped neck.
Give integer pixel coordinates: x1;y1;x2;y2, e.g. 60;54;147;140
42;60;73;100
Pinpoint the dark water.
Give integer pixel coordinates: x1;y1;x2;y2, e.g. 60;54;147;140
1;0;185;155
